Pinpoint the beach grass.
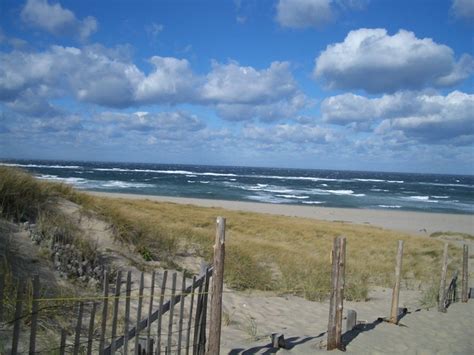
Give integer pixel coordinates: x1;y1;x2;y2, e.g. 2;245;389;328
0;167;462;301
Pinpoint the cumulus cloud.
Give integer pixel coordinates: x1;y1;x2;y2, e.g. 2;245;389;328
322;90;474;143
135;56;198;104
275;0;366;28
0;46;308;120
202;61;309;121
314;28;474;93
451;0;474;20
21;0;97;40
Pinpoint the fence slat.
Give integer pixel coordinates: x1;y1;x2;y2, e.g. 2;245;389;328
124;271;132;355
197;270;210;355
389;240;404;324
186;276;196;355
178;271;186;355
146;271;156;354
462;245;469;303
86;302;97;355
438;243;449;312
59;328;67;355
207;217;226;355
0;273;4;323
134;272;145;355
99;271;110;353
157;270;168;355
110;271;122;354
103;268;211;355
12;279;25;355
193;280;204;355
29;274;40;355
73;302;84;355
167;273;178;354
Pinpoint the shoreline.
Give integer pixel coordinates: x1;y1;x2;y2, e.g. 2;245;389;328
86;191;473;236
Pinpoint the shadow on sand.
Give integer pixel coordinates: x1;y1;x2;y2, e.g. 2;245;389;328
228;331;326;354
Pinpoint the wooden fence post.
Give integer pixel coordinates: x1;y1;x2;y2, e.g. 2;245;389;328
438;243;449;312
207;217;226;355
0;273;4;323
123;271;132;355
462;245;469;303
86;302;97;355
327;236;346;351
134;272;145;355
99;271;109;353
59;328;67;355
186;276;196;355
167;273;178;355
73;302;84;355
146;271;155;354
111;271;122;354
12;280;25;355
389;240;404;324
29;274;40;355
178;271;186;355
157;270;168;355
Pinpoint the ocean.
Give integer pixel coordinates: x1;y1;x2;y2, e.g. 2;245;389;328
1;160;473;214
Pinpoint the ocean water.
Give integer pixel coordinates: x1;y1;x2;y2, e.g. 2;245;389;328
1;160;473;214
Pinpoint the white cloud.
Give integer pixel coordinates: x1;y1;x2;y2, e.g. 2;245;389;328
0;45;307;120
275;0;366;28
314;28;474;93
21;0;97;40
202;61;309;121
276;0;333;29
135;56;198;104
451;0;474;20
322;91;474;143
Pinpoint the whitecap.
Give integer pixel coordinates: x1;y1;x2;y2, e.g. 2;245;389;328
275;194;310;199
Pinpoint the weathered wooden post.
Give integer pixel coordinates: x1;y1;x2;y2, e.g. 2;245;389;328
111;271;122;354
73;302;84;355
146;271;155;354
0;273;4;323
29;274;40;355
156;270;168;355
123;271;132;355
438;243;449;312
12;280;25;355
462;245;469;303
167;272;178;355
99;271;109;353
134;272;145;355
327;236;346;351
86;302;97;355
59;328;67;355
389;240;404;324
207;217;226;355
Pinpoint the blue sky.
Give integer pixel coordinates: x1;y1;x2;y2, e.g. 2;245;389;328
0;0;473;174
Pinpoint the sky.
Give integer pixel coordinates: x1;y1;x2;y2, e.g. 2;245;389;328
0;0;473;174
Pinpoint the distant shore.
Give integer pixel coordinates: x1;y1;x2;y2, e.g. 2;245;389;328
87;191;473;236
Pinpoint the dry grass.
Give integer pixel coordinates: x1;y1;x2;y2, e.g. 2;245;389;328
0;167;462;302
82;195;461;301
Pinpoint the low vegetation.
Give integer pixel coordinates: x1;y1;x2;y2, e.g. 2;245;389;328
0;167;462;302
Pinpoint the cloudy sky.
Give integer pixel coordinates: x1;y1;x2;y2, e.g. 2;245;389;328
0;0;473;174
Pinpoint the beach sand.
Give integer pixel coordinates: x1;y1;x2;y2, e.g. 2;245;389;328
86;191;474;353
87;191;473;236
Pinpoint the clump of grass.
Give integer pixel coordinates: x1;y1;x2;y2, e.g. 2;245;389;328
430;231;474;241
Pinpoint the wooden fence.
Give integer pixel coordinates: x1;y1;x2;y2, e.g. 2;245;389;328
0;215;470;354
0;267;214;354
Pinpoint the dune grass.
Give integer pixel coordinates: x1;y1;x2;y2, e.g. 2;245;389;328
83;195;461;301
0;167;462;301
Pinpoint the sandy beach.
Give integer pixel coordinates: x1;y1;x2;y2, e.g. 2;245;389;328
87;191;473;236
